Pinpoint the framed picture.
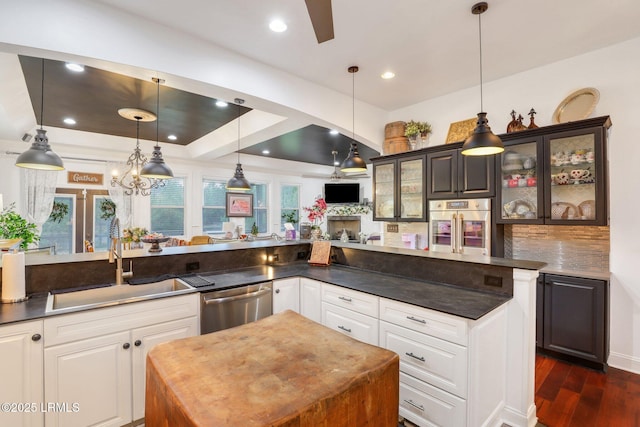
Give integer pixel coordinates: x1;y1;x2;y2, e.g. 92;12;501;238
445;118;477;144
226;192;254;217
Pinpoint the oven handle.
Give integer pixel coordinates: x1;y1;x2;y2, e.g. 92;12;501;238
451;213;457;253
202;287;272;305
458;213;464;254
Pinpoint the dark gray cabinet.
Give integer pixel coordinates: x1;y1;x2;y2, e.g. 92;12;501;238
426;148;495;200
537;273;609;370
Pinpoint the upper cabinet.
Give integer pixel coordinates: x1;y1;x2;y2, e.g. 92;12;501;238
497;116;610;225
373;155;426;222
426;148;495;200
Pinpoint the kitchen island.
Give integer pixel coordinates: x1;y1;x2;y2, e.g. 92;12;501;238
0;240;544;427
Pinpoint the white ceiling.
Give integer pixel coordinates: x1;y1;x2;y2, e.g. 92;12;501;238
96;0;640;110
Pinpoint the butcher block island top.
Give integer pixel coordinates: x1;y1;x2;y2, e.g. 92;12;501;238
145;310;400;427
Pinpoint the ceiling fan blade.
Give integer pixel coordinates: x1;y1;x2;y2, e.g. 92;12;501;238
304;0;334;43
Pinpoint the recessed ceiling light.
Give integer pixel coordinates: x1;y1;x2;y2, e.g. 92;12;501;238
215;100;228;107
269;19;287;33
329;129;339;135
381;71;395;79
262;149;270;155
167;135;177;141
65;63;84;72
63;117;76;125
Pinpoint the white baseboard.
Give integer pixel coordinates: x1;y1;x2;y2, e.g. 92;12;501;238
607;351;640;374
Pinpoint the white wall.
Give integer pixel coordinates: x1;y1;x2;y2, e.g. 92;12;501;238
389;37;640;374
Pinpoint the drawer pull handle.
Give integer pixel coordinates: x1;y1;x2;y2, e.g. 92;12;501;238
338;296;352;302
405;352;425;362
338;325;352;333
406;315;426;324
403;399;425;412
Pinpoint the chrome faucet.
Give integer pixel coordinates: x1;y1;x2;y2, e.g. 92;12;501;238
109;218;133;285
270;233;283;241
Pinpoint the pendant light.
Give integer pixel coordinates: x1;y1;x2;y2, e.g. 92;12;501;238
15;59;64;170
140;77;174;180
461;2;504;156
226;98;251;191
340;66;367;173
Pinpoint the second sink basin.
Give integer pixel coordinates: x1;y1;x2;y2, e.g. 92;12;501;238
45;278;195;314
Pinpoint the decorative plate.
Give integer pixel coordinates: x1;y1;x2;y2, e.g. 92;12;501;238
552;88;600;124
551;202;579;220
578;200;596;220
503;199;535;218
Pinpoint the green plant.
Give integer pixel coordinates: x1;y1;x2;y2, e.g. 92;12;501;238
48;201;69;224
404;120;432;137
99;199;116;220
281;210;299;225
0;203;39;249
251;222;259;236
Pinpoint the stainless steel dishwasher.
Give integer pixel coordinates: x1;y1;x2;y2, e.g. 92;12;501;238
200;282;273;334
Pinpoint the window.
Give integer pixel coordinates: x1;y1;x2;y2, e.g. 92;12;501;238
280;184;300;231
202;179;228;233
202;180;268;234
151;177;185;236
40;195;74;254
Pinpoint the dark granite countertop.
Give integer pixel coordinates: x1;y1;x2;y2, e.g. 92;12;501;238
0;263;511;325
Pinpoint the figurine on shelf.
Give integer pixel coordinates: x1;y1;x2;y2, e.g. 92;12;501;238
506;110;519;133
528;108;539;129
515;114;527;131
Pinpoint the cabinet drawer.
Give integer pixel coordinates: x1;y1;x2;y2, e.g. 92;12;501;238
380;297;468;346
321;302;378;346
44;294;199;347
380;321;467;398
321;283;379;318
399;372;467;427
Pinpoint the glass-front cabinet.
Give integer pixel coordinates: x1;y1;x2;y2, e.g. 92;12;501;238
497;116;609;225
373;155;426;222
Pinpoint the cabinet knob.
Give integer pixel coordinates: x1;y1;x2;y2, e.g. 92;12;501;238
123;343;131;350
275;289;280;294
31;333;41;342
134;340;142;347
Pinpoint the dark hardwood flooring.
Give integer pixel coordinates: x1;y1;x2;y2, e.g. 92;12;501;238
535;354;640;426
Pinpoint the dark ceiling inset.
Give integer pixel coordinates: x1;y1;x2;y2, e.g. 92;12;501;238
240;124;379;167
19;55;250;145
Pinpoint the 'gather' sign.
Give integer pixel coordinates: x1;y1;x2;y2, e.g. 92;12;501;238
67;171;104;186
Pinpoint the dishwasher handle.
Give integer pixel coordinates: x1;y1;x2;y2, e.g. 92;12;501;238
202;286;272;305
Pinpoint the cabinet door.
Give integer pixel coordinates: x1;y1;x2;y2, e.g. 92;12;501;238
426;149;458;199
398;156;426;221
131;317;198;421
497;138;544;223
458;152;495;198
300;278;322;323
0;320;43;427
373;160;397;220
544;126;607;225
44;331;132;427
536;275;544;348
543;275;606;364
273;277;300;314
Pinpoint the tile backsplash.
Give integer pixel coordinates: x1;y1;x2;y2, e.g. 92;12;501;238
504;224;609;273
381;222;429;250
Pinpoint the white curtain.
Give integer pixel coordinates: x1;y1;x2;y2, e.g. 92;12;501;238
22;169;58;243
106;161;133;229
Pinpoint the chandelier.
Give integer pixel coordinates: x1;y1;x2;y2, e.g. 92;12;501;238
111;108;166;196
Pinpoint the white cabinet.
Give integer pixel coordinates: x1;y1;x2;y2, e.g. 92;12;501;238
272;277;300;314
300;278;322;323
320;283;379;346
43;294;198;427
0;320;44;427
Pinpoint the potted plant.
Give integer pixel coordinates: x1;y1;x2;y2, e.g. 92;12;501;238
0;203;39;250
405;120;432;149
99;199;116;220
281;210;299;226
303;197;327;240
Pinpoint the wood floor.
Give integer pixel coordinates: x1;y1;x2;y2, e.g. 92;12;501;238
535;354;640;426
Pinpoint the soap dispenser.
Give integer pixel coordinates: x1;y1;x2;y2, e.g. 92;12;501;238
340;229;349;242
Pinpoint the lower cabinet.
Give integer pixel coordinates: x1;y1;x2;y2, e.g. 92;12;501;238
43;294;199;427
321;282;379;346
538;273;609;370
300;278;322;323
272;277;300;314
0;320;44;427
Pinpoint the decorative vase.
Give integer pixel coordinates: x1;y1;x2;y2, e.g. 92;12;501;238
420;132;430;148
408;134;418;150
310;228;322;241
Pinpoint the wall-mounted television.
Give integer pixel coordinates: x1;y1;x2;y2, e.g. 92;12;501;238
324;183;360;204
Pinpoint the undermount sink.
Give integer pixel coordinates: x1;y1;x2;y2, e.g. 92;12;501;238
45;278;195;314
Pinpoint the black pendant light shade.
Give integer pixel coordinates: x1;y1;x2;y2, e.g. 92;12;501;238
341;142;368;173
140;77;174;179
226;98;251;191
340;65;367;173
461;2;504;156
15;128;64;170
16;59;64;170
